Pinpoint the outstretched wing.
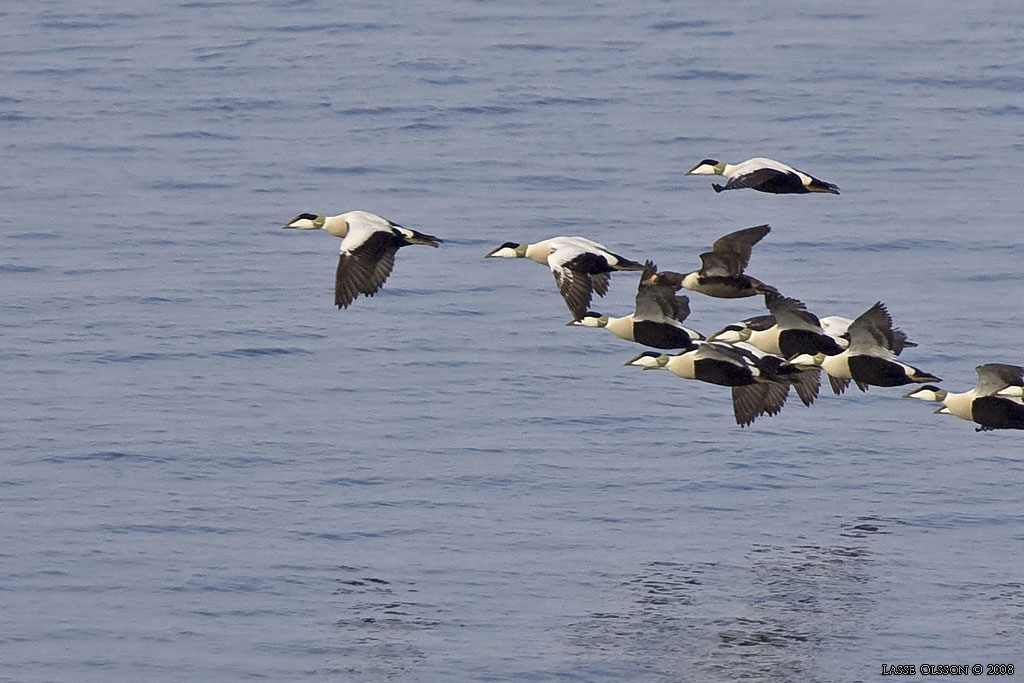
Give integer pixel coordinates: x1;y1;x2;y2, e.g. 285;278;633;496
549;244;615;319
975;363;1024;396
709;224;771;274
846;302;896;353
635;262;691;323
335;228;401;308
764;291;821;329
552;268;603;320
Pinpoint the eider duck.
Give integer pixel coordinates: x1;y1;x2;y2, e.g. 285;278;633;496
904;364;1024;431
625;341;792;427
567;261;703;349
685;157;840;195
485;236;645;320
784;302;940;394
709;292;843;359
659;224;778;299
282;210;440;309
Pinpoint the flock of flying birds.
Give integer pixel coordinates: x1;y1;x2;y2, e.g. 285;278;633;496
282;156;1024;432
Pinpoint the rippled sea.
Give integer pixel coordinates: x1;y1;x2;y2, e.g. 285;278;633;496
3;2;1023;681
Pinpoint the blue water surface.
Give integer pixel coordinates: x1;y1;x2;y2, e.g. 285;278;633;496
2;2;1023;681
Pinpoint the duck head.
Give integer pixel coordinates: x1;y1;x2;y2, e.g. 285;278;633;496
625;351;670;369
685;159;726;176
567;312;609;328
485;242;528;258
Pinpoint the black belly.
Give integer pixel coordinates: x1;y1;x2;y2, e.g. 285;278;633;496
754;171;808;194
847;355;911;387
633;321;696;350
778;329;844;358
694;358;755;387
972;396;1024;430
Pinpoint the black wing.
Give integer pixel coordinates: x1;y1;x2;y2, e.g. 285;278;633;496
846;302;896;352
708;224;771;274
553;269;606;320
335;230;401;308
635;262;690;323
764;291;821;328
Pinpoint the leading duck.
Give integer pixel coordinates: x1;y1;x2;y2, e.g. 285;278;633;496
282;210;441;309
485;236;645;321
685;157;840;195
904;364;1024;431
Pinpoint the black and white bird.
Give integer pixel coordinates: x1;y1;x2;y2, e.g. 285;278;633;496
685;157;840;195
625;341;793;427
904;364;1024;431
662;224;778;298
784;302;940;394
709;292;844;359
282;210;441;309
567;261;703;349
485;236;645;320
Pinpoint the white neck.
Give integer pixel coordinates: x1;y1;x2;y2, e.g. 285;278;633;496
821;353;851;378
943;389;977;421
666;353;697;379
525;242;552;265
322;215;350;238
749;327;781;355
606;316;634;341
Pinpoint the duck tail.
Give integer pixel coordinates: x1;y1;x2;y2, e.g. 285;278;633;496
809;179;840;195
402;229;442;247
912;370;942;384
613;256;647;271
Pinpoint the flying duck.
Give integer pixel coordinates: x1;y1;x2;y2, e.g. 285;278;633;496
282;210;441;309
485;236;645;320
625;341;792;427
817;315;917;354
904;364;1024;431
685;157;840;195
658;224;778;299
784;302;940;394
709;292;844;359
567;261;703;349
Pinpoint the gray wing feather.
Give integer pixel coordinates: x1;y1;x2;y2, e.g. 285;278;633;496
976;363;1024;396
790;368;821;406
731;384;767;427
698;251;736;278
710;224;771;272
765;292;821;329
828;374;851;395
845;302;895;352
